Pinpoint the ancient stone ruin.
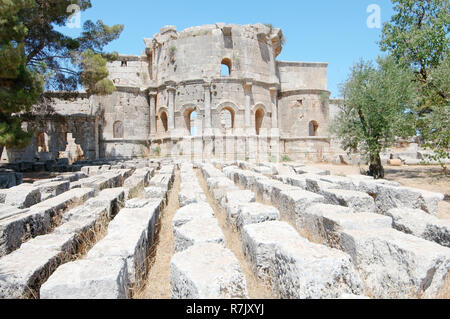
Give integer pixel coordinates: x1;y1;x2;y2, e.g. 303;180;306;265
0;159;448;299
0;24;448;300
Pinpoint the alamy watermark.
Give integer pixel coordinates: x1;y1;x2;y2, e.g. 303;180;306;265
66;4;81;29
367;4;381;29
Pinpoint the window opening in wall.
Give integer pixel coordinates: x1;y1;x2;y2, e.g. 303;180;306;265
309;120;319;137
220;108;234;129
121;60;127;67
36;132;49;152
255;108;264;135
160;112;169;132
221;58;232;77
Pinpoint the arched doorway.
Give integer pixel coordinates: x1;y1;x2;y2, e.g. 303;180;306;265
309;120;319;136
220;107;234;130
255;108;264;135
184;108;198;136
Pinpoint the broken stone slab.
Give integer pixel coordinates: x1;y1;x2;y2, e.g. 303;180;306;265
206;177;235;190
143;186;168;200
235;203;280;230
4;185;41;209
224;190;255;206
149;174;173;189
200;164;223;179
295;166;330;176
301;204;392;248
277;189;325;227
178;187;207;207
0;188;95;257
236;171;269;191
35;181;70;199
274;174;307;189
172;203;215;228
340;228;450;298
40;257;129;299
211;185;239;203
173;217;225;253
81;166;101;176
125;198;155;209
88;204;161;285
241;221;363;298
84;188;125;218
253;179;287;203
319;175;356;190
321;189;376;213
357;181;444;215
132;168;155;187
387;208;450;247
0;172;18;189
159;165;175;176
0;232;77;299
123;176;145;200
170;243;248;299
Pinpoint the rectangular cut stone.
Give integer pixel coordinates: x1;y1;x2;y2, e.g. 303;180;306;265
387;208;450;247
241;221;363;298
173;217;225;253
40;257;129;299
170;243;248;299
321;189;376;213
340;228;450;298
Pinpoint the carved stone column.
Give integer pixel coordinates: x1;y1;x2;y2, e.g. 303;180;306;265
243;81;253;129
149;90;157;136
269;87;278;129
167;86;176;131
203;83;211;129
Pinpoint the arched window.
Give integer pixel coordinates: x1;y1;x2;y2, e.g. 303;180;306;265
160;112;168;132
221;58;232;77
255;108;264;135
113;121;124;139
220;107;234;129
36;132;48;152
309;121;319;137
185;109;198;136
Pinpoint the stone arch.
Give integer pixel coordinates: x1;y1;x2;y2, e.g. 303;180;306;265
160;111;169;132
255;108;265;136
36;132;49;152
183;105;199;136
221;58;232;77
113;121;124;139
309;120;319;136
217;102;239;130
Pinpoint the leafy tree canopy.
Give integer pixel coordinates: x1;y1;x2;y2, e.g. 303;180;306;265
0;0;123;149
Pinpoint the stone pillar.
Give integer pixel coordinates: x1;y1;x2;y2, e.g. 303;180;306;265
244;81;253;129
167;86;176;131
203;83;211;129
149;90;157;136
270;87;278;130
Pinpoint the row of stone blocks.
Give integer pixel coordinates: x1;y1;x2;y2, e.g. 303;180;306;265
0;163;167;298
38;166;175;299
170;163;249;299
203;163;367;299
220;161;449;298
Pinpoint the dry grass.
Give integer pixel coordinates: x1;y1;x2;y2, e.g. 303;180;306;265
195;169;277;299
134;169;180;299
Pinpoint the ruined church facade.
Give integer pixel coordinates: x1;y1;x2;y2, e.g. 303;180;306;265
2;24;336;164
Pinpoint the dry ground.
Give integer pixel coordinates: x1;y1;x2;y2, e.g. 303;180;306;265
311;163;450;219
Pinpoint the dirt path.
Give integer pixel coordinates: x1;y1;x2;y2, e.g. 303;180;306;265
135;169;180;299
195;169;276;299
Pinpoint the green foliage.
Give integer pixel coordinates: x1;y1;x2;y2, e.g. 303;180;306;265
0;0;123;149
380;0;449;167
281;155;292;162
331;56;418;178
153;146;161;157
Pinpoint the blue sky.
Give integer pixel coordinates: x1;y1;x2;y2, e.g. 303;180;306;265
60;0;395;98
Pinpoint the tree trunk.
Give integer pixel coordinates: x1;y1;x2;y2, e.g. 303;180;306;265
368;153;385;179
0;146;3;159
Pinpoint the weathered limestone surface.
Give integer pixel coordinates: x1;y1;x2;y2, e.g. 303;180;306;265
0;188;95;257
340;228;450;299
40;257;129;299
172;203;215;228
241;221;363;298
170;243;248;299
230;203;280;230
173;217;225;252
321;189;376;213
4;185;41;209
387;208;450;247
